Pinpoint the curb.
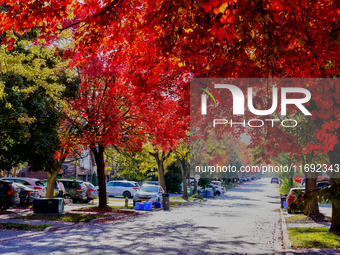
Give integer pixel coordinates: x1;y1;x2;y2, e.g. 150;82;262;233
280;209;293;255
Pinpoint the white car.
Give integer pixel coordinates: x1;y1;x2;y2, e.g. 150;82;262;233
133;184;164;206
1;177;46;197
211;184;225;195
106;180;139;198
197;184;225;196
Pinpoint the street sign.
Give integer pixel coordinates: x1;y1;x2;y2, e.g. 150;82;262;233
294;175;302;183
194;174;200;181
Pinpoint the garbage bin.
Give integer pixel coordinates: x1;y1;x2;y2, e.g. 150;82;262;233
33;198;64;214
162;193;170;210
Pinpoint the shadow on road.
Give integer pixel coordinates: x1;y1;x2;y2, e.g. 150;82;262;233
0;216;263;255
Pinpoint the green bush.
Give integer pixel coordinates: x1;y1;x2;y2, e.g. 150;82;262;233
280;178;294;195
165;162;182;193
198;178;211;189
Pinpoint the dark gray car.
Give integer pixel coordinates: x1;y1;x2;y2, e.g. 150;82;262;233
82;182;98;202
58;179;87;203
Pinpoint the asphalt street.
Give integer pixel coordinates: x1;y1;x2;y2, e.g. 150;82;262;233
0;178;288;254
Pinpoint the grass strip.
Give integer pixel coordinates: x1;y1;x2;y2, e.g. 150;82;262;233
72;206;136;212
286;215;307;222
15;213;109;223
0;222;52;231
169;201;187;206
288;227;340;249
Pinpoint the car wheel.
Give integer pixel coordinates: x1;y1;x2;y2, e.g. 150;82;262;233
24;195;29;205
123;191;131;198
216;191;221;196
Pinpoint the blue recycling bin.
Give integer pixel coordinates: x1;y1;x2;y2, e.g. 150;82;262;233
154;202;162;208
144;202;152;211
135;202;144;210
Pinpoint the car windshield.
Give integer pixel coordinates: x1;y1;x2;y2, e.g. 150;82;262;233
86;183;95;189
139;186;159;193
35;181;45;187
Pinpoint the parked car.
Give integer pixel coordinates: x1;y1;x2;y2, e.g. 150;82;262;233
106;180;139;198
1;177;46;197
58;179;87;203
286;188;305;214
316;181;330;191
133;184;164;206
211;181;222;186
0;180;20;210
210;184;225;195
82;182;98;202
12;182;39;205
271;177;279;184
143;181;158;186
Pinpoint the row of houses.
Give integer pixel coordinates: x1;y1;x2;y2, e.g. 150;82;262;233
16;149;112;183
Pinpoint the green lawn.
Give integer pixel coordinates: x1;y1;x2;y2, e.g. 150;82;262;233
0;222;52;231
15;213;109;223
286;215;307;222
169;201;187;206
288;227;340;248
171;197;203;202
73;206;135;211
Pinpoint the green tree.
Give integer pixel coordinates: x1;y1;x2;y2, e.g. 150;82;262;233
165;162;182;193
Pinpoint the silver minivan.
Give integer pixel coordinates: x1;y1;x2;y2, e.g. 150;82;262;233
106;181;139;198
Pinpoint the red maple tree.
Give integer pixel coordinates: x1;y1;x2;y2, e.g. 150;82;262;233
1;0;340;229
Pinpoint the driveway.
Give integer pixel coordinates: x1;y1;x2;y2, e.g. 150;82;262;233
0;178;284;254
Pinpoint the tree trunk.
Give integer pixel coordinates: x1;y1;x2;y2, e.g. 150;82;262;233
158;160;166;192
304;176;322;219
330;197;340;233
46;170;59;198
11;166;18;177
181;160;188;199
91;145;107;208
329;148;340;232
149;149;172;192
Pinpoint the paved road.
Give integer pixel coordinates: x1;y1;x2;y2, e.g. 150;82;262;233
0;178;284;254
